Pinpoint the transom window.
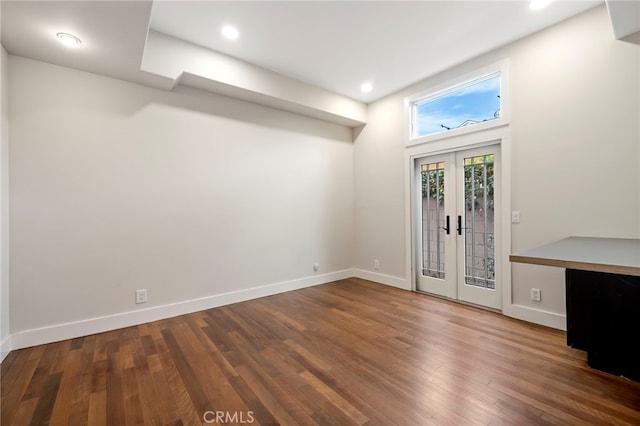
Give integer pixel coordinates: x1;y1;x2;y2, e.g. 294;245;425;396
410;72;501;140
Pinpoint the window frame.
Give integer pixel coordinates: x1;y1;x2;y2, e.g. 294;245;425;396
405;61;510;147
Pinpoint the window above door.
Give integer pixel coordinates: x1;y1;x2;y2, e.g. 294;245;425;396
406;62;510;147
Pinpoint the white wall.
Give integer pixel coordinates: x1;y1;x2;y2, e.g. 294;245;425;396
1;8;11;358
354;5;640;327
8;56;354;341
353;95;406;286
507;5;639;316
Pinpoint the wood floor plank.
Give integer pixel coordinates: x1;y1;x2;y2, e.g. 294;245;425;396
105;349;126;426
47;348;83;425
29;371;62;426
87;389;106;426
156;349;201;425
69;336;97;420
299;371;368;425
6;397;38;426
2;278;640;425
160;328;211;416
1;346;41;397
234;363;309;426
172;322;247;416
1;349;42;425
200;329;278;425
20;345;58;402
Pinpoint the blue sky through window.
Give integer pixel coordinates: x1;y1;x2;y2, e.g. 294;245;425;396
413;74;501;138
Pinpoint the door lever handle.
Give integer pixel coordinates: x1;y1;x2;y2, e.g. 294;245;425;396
441;215;450;235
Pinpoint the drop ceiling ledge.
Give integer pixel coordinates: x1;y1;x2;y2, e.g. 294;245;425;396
140;30;368;128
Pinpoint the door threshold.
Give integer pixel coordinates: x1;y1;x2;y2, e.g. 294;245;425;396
414;290;502;314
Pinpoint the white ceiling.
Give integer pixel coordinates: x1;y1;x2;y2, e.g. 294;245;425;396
1;0;609;122
149;0;601;102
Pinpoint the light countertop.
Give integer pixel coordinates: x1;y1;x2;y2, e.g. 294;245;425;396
510;237;640;277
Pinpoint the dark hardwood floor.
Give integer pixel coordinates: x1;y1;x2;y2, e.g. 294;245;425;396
2;278;639;425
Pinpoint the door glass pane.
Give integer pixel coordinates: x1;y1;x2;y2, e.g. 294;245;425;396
421;162;446;279
463;155;495;289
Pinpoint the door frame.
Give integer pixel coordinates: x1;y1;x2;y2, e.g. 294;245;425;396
405;125;512;312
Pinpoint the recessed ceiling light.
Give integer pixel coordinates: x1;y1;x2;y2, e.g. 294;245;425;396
221;25;239;40
56;32;82;47
529;0;551;10
360;82;373;93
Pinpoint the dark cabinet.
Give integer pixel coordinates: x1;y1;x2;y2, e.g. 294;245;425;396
565;269;640;382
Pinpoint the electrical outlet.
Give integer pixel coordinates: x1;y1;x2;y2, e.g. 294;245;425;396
373;259;380;270
135;289;147;304
531;288;541;302
313;262;320;272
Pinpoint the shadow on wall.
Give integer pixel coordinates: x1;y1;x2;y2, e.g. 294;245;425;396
622;31;640;45
27;58;355;144
167;85;355;143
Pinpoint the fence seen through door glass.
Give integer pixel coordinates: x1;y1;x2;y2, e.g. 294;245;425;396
421;161;446;280
463;154;495;289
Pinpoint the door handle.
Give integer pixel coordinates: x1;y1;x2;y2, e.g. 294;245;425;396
457;215;463;235
441;215;450;235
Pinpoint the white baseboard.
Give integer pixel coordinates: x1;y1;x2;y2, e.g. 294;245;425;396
1;334;11;363
9;269;354;351
353;269;409;290
503;303;566;331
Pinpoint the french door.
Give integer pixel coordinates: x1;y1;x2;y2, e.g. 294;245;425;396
416;145;501;310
